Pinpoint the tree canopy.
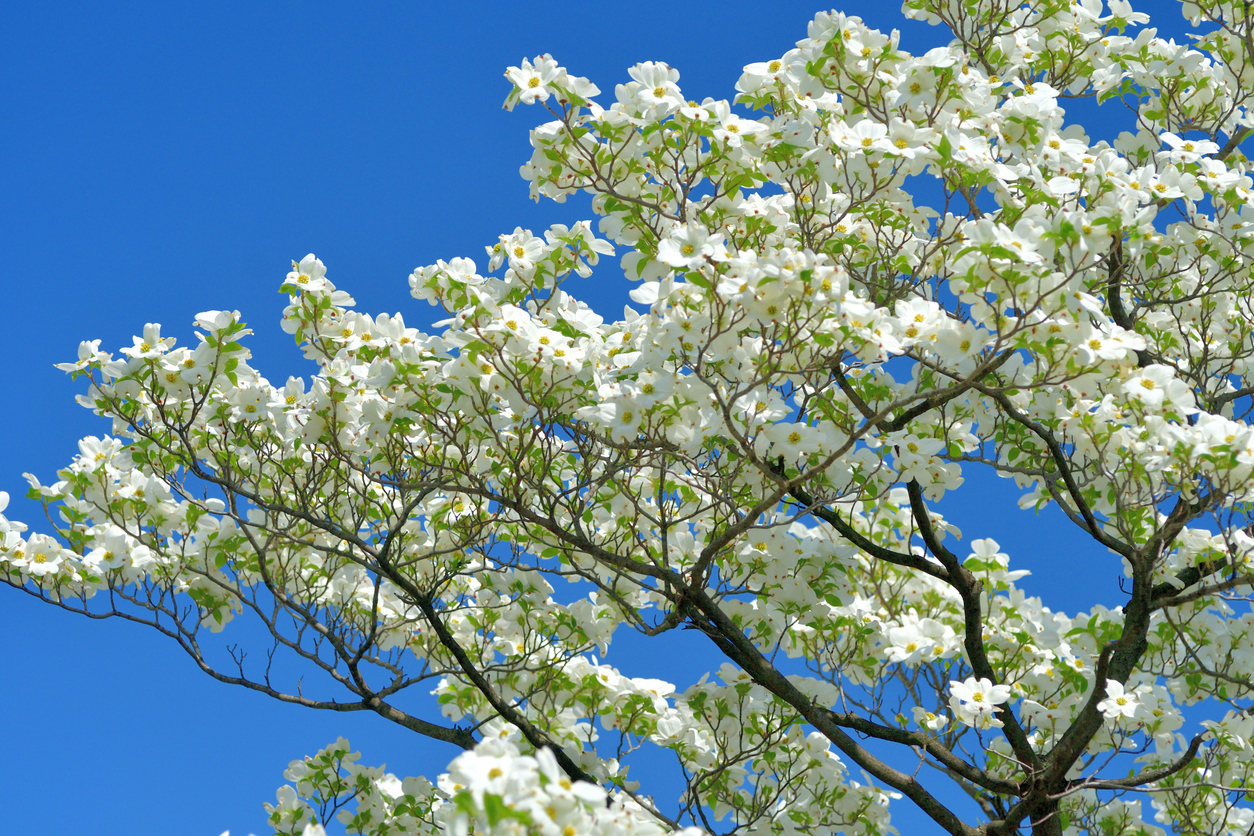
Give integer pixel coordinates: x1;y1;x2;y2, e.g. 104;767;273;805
6;1;1254;834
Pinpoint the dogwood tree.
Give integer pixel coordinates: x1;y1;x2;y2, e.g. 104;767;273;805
6;0;1254;833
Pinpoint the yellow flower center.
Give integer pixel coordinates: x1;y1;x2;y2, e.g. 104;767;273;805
527;77;541;89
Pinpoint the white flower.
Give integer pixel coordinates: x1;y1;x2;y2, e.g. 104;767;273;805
656;224;726;271
619;61;684;119
965;539;1030;585
1122;364;1192;410
949;677;1013;728
121;323;175;359
286;254;330;293
1097;680;1140;720
912;706;949;731
833;119;893;154
506;55;563;105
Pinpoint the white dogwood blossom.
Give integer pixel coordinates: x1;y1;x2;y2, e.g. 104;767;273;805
9;1;1254;834
950;677;1014;729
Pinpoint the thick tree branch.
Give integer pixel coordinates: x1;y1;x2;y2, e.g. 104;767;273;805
780;468;952;583
680;584;986;836
972;386;1136;558
906;480;1041;773
1105;236;1151;368
412;593;600;786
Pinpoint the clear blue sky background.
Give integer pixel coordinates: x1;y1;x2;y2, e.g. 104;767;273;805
0;2;1199;834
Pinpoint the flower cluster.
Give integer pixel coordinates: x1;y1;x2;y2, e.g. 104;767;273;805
264;733;710;836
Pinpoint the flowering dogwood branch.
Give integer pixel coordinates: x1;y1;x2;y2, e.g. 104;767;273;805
10;1;1254;834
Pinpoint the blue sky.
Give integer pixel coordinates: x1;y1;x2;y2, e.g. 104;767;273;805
0;1;1203;834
